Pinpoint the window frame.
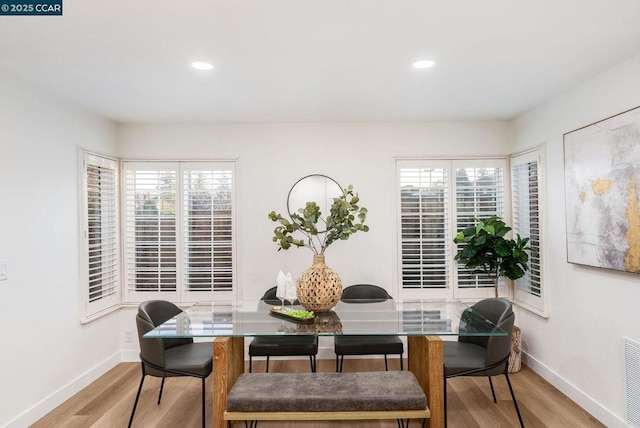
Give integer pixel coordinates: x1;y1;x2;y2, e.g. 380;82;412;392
510;146;548;316
78;149;121;322
396;157;509;301
121;160;237;304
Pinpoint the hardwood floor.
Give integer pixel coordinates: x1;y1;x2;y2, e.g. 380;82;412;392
32;358;604;428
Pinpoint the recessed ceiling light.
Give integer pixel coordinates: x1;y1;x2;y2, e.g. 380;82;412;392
191;61;214;71
412;60;435;69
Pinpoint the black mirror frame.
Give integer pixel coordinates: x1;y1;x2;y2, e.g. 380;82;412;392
286;174;343;234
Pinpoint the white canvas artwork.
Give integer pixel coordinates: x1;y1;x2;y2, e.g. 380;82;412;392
563;106;640;274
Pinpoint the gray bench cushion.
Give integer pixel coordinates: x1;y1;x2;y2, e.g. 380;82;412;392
226;371;426;412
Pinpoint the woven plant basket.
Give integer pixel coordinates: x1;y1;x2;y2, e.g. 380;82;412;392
296;254;342;312
508;325;522;373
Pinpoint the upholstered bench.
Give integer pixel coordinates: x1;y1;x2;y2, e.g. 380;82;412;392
224;371;429;427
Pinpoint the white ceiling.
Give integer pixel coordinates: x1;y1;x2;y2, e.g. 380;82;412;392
2;0;640;123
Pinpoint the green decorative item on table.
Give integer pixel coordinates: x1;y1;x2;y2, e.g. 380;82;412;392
269;178;369;312
453;215;531;298
269;306;315;323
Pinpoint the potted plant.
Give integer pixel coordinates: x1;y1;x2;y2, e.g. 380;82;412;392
269;184;369;311
453;215;531;298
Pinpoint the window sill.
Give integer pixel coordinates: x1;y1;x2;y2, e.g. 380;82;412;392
512;299;550;319
80;304;121;324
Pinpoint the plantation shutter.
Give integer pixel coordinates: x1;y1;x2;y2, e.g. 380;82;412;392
398;160;450;292
511;149;545;312
183;164;234;295
82;152;120;319
453;160;506;291
123;161;235;303
124;163;178;301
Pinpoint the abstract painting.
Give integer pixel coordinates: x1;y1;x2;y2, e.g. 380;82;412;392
564;106;640;274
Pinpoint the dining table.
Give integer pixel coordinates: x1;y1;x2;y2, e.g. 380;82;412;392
145;298;508;428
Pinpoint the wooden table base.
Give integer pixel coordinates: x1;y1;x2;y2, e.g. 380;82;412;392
213;337;244;428
408;336;444;428
212;336;444;428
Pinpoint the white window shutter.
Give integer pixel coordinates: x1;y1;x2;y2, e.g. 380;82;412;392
453;160;506;292
398;162;450;291
511;148;546;314
182;164;234;295
81;152;120;320
123;161;235;303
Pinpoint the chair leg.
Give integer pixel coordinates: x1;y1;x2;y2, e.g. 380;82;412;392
443;375;448;428
265;356;270;373
339;355;344;372
489;376;497;403
128;371;146;428
201;377;206;428
384;354;389;371
504;373;525;428
158;376;166;404
249;356;253;373
309;355;315;372
400;354;404;370
396;418;410;427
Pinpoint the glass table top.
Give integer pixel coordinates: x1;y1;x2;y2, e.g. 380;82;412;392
144;299;508;338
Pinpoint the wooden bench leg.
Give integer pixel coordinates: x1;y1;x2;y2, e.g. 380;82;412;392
213;337;244;428
408;336;443;428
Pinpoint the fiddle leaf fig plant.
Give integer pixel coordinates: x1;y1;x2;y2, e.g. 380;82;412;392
453;215;531;297
269;185;369;254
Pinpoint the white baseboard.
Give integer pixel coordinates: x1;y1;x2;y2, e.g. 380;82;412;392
523;352;630;428
3;352;121;428
121;349;141;362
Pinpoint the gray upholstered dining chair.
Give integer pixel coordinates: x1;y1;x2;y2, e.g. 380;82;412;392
248;286;318;373
443;297;524;428
129;300;213;428
334;284;404;372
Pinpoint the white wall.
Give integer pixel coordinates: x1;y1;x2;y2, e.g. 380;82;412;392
117;121;511;299
513;53;640;427
0;74;121;427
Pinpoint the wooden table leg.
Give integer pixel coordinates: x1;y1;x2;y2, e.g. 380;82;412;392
213;337;244;428
408;336;444;428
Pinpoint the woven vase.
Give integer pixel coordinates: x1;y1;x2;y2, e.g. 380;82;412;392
296;254;342;312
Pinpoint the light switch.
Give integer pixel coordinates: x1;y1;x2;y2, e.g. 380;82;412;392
0;259;8;281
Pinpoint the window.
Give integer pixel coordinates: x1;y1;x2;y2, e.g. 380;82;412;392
397;159;506;299
123;161;235;303
79;151;120;321
511;148;546;314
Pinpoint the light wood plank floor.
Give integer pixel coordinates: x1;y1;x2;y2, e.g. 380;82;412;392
32;358;604;428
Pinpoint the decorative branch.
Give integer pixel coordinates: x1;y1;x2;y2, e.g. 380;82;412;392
269;185;369;254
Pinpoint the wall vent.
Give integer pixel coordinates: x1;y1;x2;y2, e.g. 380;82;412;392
625;337;640;428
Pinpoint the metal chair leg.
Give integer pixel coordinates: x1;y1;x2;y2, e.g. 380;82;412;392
309;355;315;372
400;354;404;370
504;372;525;427
489;376;497;403
201;377;206;428
157;376;166;404
444;375;448;428
128;370;146;428
384;354;389;371
265;356;270;373
396;418;409;427
249;356;253;373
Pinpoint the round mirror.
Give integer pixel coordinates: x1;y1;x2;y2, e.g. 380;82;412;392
287;174;343;233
